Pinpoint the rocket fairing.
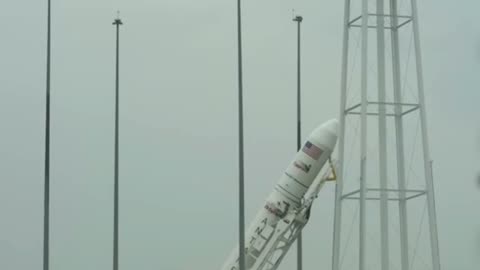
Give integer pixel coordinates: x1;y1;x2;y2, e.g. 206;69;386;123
222;119;339;270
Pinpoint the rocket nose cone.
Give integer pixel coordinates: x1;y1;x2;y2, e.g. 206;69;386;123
309;119;339;151
320;119;339;136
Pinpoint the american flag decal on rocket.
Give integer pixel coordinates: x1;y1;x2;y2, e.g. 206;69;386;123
302;141;323;160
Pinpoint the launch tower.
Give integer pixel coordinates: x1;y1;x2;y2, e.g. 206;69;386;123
331;1;441;270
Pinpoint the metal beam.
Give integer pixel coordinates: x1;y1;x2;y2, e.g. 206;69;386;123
401;105;420;116
390;1;410;269
376;1;390;269
410;0;442;269
332;1;351;269
348;15;362;27
396;19;413;29
359;0;369;269
405;191;427;201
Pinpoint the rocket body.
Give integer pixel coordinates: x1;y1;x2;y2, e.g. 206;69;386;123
222;119;338;270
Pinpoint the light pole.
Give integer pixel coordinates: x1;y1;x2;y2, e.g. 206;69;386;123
112;15;123;270
293;14;303;270
236;0;245;270
43;0;52;269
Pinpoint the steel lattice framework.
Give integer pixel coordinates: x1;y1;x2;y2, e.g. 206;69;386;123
331;1;441;270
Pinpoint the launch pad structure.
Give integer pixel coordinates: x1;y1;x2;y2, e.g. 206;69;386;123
332;0;441;270
33;0;444;270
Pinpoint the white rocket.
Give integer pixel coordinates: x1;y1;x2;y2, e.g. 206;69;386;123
222;119;339;270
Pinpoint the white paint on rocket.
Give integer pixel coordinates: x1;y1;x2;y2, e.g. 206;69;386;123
222;119;338;270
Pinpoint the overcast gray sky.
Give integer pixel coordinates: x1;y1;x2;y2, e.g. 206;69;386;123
0;0;479;270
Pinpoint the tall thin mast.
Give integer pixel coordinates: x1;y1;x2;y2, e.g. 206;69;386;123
112;15;123;270
293;14;303;270
43;0;52;269
236;1;246;270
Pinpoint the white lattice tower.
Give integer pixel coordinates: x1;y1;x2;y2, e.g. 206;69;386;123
331;1;441;270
